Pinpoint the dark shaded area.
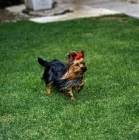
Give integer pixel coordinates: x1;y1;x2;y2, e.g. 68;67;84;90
0;0;23;9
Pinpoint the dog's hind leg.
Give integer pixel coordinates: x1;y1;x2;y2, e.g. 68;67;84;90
46;82;53;95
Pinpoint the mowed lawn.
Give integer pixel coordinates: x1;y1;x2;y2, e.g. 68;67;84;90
0;15;139;140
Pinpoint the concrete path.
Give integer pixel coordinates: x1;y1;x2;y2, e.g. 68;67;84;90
30;5;119;23
89;0;139;19
6;0;139;23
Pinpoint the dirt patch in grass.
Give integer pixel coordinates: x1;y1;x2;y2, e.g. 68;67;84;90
98;16;128;23
0;9;28;23
0;9;16;22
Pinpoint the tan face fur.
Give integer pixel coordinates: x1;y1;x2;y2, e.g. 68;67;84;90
61;51;87;80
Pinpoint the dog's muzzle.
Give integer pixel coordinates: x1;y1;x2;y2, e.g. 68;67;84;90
81;67;87;72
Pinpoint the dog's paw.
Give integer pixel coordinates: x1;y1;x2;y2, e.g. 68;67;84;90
70;96;76;101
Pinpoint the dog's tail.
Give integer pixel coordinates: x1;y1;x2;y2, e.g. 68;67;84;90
38;57;49;67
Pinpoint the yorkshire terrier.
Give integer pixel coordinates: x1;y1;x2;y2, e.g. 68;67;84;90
38;51;87;100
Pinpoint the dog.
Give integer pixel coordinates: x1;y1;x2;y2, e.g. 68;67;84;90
38;51;87;100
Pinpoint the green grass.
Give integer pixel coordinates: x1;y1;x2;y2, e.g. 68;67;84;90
1;14;139;140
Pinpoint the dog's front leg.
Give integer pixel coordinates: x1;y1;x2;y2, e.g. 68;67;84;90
75;81;84;92
66;88;76;100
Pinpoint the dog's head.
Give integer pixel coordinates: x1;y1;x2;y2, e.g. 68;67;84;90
62;51;87;80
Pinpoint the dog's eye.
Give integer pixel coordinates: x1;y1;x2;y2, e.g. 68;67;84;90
75;63;79;66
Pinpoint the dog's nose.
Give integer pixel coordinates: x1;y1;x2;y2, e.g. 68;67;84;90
81;67;87;72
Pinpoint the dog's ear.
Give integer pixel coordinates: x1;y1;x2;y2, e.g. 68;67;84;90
81;50;84;58
67;51;78;65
